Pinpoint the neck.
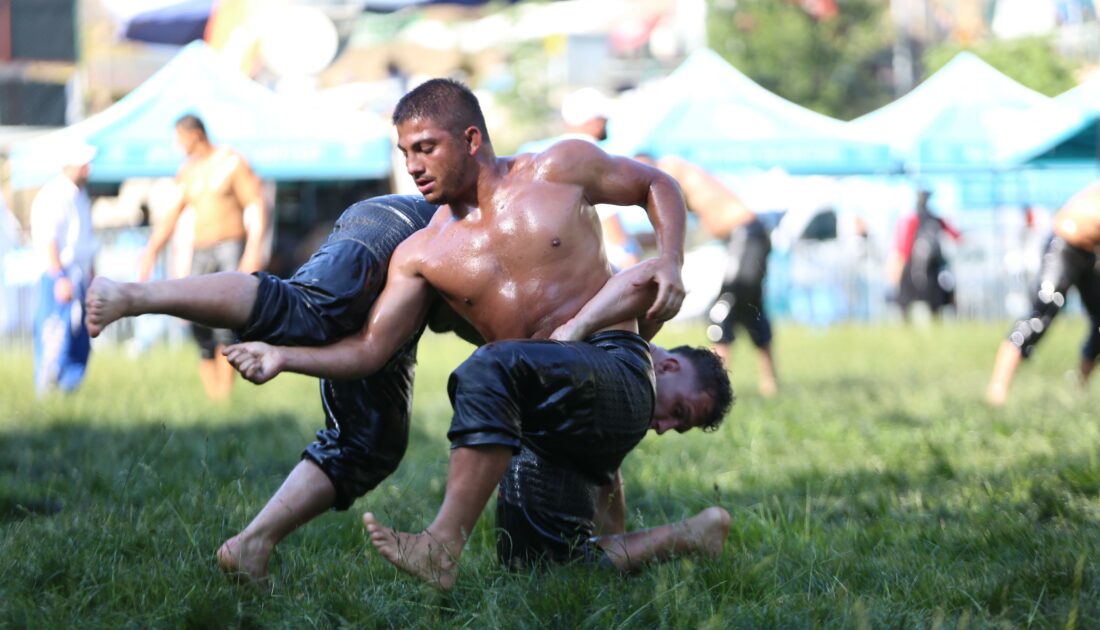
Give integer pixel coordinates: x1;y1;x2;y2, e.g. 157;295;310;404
451;151;503;217
192;141;215;160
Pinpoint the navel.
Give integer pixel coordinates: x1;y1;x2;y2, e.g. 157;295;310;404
551;237;561;247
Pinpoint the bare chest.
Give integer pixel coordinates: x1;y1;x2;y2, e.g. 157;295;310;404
182;155;238;205
421;186;605;337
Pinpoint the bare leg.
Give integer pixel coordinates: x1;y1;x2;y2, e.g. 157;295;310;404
198;353;236;401
987;341;1023;407
86;272;259;337
364;445;511;590
594;507;731;572
214;349;237;397
217;459;337;583
1080;356;1096;384
755;344;778;397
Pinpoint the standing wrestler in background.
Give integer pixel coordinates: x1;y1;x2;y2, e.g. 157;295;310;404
635;154;777;397
986;181;1100;406
139;114;268;400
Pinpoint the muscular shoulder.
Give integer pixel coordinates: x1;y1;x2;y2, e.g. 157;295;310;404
524;139;609;182
536;139;604;169
391;222;436;274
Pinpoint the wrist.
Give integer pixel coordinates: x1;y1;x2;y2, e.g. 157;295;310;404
658;251;684;266
272;347;291;374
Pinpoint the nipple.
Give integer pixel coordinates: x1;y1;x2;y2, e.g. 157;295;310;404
551;237;561;247
464;297;473;306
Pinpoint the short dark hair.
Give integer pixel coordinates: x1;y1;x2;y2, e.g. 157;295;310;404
670;345;734;432
175;114;207;137
392;78;491;144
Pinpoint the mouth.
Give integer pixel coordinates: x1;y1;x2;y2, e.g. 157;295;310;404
415;179;435;195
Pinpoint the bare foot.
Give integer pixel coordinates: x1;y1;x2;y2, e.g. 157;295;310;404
217;534;273;585
363;512;459;590
85;277;131;338
685;506;731;557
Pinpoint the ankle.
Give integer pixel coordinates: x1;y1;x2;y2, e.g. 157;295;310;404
424;525;466;553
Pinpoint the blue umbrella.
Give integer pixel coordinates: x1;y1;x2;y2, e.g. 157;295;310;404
109;0;215;46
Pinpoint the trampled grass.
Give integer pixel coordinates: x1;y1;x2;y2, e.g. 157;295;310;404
1;320;1099;628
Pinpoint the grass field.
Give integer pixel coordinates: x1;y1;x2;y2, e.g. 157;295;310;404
2;320;1099;628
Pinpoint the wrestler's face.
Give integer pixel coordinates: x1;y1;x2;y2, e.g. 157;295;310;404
649;346;715;435
397;117;479;205
175;126;203;157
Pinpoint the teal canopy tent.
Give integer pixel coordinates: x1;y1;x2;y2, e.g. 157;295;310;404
10;42;391;188
850;52;1050;172
995;75;1100;167
605;49;893;175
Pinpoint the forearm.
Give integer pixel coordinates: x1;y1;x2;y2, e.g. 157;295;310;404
46;242;65;274
594;469;626;536
238;203;267;272
277;335;390;380
145;223;175;259
559;263;658;340
646;175;687;264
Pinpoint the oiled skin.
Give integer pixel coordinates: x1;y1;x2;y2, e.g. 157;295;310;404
224;122;686;383
403;156;617;342
1054;182;1100;250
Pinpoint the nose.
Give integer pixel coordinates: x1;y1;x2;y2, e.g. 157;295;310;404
653;417;673;435
405;155;423;176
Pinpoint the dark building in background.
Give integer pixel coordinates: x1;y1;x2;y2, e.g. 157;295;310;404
0;0;77;126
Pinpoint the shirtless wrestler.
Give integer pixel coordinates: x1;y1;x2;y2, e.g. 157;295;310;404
635;153;777;396
138;114;268;400
86;202;730;585
986;181;1100;406
223;79;729;589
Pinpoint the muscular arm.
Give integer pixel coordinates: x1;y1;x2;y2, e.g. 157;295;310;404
660;157;755;239
225;241;435;383
543;140;687;320
140;190;187;280
550;259;664;342
594;469;626;536
232;158;267;273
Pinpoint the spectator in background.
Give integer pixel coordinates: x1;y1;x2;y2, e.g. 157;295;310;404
31;143;98;395
139;114;268;401
635;154;777;397
518;88;641;269
886;188;961;321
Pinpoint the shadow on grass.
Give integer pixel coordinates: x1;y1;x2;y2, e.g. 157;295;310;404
2;401;1098;627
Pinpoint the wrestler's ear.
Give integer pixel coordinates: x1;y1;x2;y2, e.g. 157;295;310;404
464;126;482;155
655;356;681;375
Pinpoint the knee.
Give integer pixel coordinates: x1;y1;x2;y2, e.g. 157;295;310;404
1008;316;1049;358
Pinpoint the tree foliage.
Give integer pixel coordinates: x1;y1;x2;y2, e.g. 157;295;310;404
923;36;1079;97
707;0;896;121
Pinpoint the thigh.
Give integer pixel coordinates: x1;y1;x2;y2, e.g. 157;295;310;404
305;356;415;510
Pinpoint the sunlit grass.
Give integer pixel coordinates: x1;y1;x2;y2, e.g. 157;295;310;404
1;320;1098;627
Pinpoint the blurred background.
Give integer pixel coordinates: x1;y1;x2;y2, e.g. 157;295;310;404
1;0;1099;346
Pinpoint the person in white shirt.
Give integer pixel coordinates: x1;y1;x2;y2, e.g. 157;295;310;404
31;143;98;394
